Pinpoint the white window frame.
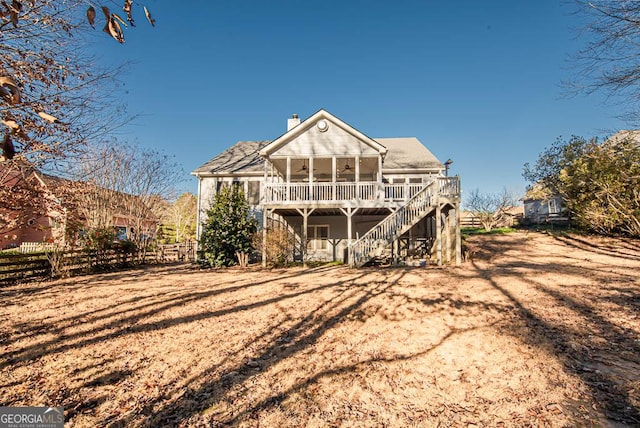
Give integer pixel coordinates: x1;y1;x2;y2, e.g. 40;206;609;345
307;225;329;251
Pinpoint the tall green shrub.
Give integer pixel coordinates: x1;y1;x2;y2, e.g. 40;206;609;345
198;186;258;267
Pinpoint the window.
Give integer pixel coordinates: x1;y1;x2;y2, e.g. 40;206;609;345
216;180;227;192
248;181;261;205
307;225;329;251
548;198;559;214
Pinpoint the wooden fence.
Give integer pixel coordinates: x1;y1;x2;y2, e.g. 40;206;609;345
0;242;196;284
19;242;57;253
157;242;196;263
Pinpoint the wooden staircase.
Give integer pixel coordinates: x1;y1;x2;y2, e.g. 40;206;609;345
349;178;458;267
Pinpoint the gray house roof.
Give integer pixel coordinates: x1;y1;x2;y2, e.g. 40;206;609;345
192;137;443;176
376;137;443;170
192;141;270;175
606;129;640;145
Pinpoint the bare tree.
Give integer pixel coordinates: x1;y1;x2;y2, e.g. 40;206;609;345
1;1;141;232
162;193;197;243
465;188;517;232
70;141;184;247
569;1;640;122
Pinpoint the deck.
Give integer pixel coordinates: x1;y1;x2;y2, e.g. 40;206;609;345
262;177;460;208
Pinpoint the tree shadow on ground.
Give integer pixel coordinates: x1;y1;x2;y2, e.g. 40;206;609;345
553;233;640;261
467;234;640;425
3;233;639;426
133;269;408;427
0;265;343;369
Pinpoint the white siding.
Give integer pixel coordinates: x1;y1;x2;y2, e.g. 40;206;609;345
271;124;379;158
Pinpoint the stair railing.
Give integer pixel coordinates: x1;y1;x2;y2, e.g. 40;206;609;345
350;179;440;266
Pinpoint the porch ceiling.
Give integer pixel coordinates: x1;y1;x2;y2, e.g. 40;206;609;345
270;156;379;180
270;207;393;217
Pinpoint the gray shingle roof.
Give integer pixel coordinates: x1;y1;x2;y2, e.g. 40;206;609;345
192;137;443;175
375;137;443;169
606;129;640;145
192;141;269;175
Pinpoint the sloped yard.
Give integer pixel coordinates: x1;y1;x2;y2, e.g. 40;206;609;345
1;231;639;426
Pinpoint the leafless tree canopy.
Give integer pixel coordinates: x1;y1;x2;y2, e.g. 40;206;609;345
569;1;640;121
162;193;197;243
0;1;136;167
1;1;155;233
465;188;517;232
69;142;185;245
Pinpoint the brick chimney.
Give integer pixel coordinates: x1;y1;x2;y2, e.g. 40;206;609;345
287;114;300;131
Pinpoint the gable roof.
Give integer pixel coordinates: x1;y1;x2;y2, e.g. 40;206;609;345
192;111;445;176
192;137;443;176
377;137;443;170
259;109;388;157
192;141;269;176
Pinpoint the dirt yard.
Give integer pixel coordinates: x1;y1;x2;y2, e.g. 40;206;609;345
1;231;639;427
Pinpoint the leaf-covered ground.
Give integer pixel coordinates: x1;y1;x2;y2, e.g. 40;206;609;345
1;231;639;427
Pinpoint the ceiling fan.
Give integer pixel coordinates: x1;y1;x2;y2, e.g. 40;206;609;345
338;160;353;173
296;160;316;173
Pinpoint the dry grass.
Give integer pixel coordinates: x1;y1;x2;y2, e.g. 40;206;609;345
1;231;639;427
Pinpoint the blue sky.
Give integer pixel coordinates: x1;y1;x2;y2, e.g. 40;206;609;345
94;1;627;200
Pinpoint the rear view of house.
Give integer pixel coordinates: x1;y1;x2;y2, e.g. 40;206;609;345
192;109;461;267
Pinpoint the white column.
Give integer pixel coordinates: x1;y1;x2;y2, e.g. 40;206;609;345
308;157;313;200
340;207;359;266
262;208;268;268
286;157;291;181
378;155;384;201
302;209;308;268
347;208;352;265
286;157;291;201
455;202;462;266
436;198;442;266
445;209;451;264
332;156;337;201
355;156;360;199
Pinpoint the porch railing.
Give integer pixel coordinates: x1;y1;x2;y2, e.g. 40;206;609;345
263;178;459;204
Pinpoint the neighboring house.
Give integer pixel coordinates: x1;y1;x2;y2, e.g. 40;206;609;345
606;129;640;146
522;193;566;224
523;129;640;226
1;165;158;250
0;165;67;249
522;183;566;224
503;206;524;226
192;109;461;267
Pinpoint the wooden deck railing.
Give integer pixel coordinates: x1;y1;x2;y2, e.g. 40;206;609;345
263;177;459;205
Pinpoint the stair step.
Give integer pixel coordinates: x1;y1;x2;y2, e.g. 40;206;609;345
350;180;441;267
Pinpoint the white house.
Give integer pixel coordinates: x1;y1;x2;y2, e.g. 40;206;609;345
192;109;461;267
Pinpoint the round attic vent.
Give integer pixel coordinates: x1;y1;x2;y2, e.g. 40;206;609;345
316;119;328;132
